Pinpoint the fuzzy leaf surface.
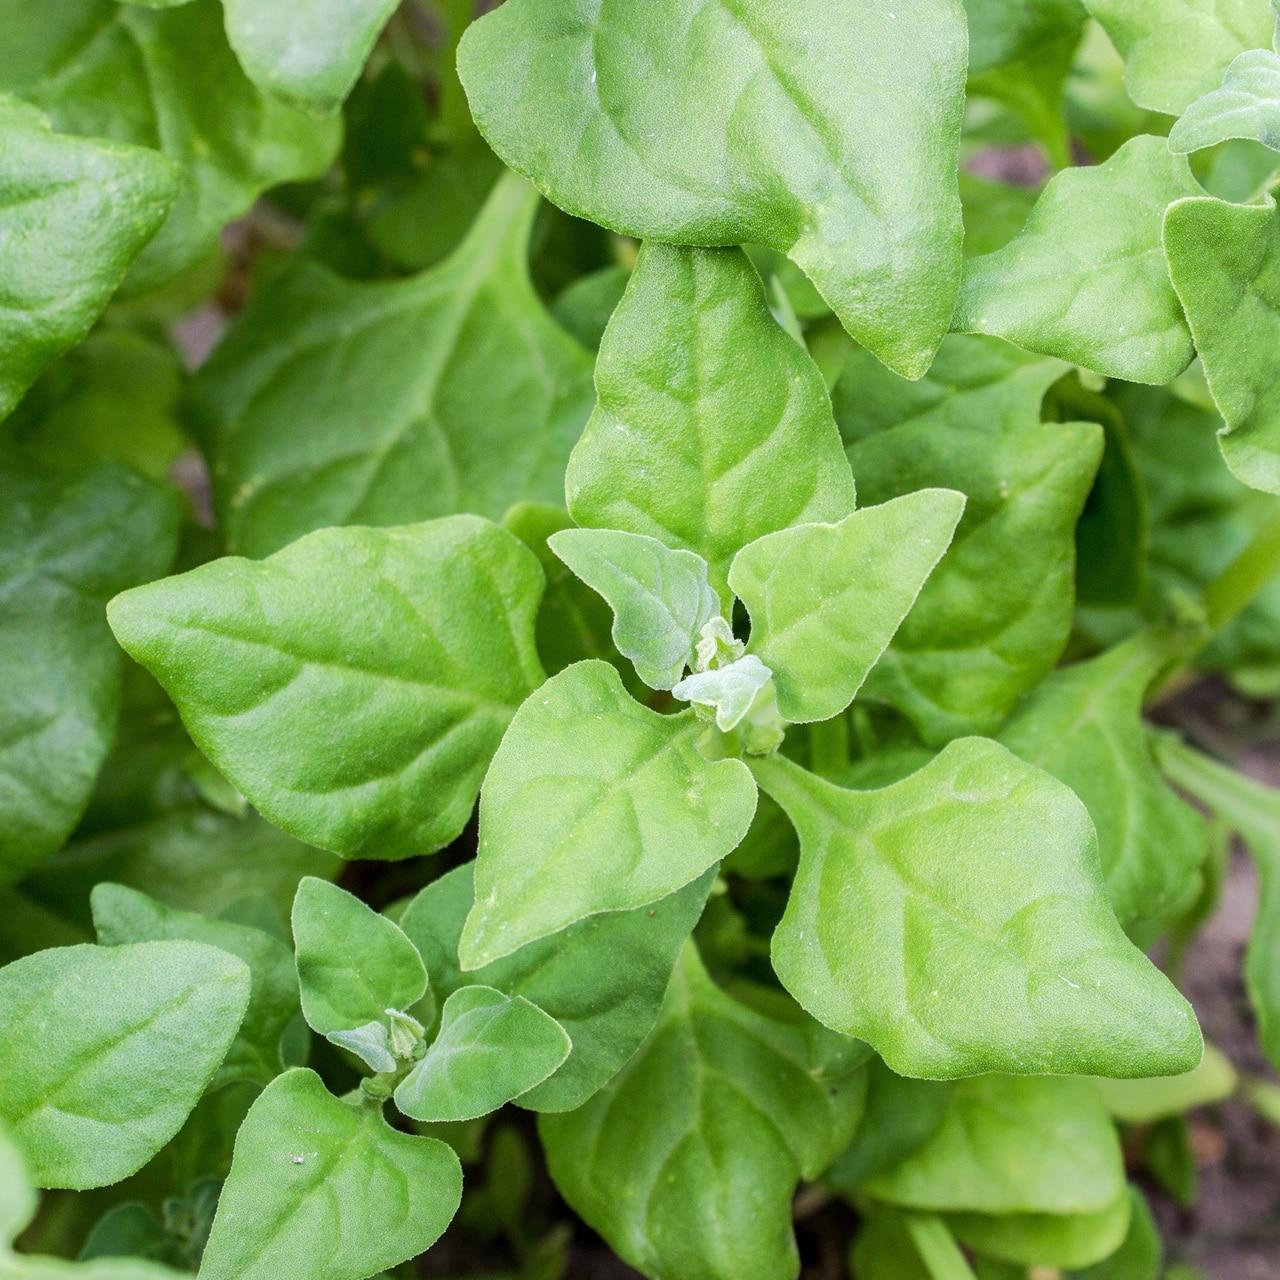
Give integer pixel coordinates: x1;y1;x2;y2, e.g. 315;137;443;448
1170;48;1280;153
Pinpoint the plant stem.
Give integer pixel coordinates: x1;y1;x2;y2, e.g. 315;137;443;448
1203;507;1280;634
903;1214;978;1280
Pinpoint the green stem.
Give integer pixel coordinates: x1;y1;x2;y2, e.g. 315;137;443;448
808;716;850;776
903;1214;978;1280
1203;506;1280;634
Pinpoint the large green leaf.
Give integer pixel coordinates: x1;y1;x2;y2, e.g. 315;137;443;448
1084;0;1276;114
1163;195;1280;495
400;862;714;1112
192;173;596;558
0;941;248;1189
108;516;545;860
539;947;866;1280
954;136;1201;383
565;243;855;604
1170;49;1280;153
0;97;177;421
949;1193;1133;1270
728;491;965;724
457;0;968;379
0;454;180;886
92;883;298;1088
1000;633;1207;937
0;0;339;292
459;661;755;968
197;1070;461;1280
837;336;1100;743
754;739;1202;1078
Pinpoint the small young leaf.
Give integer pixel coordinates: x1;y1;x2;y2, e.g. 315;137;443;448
1169;49;1280;154
107;516;545;860
949;1193;1133;1270
954;136;1201;384
672;656;774;733
728;491;965;724
755;740;1202;1078
395;986;571;1123
565;243;855;603
0;942;249;1189
1163;195;1280;495
400;863;715;1113
198;1069;462;1280
92;883;299;1087
460;661;755;968
458;0;968;378
547;528;719;689
292;878;427;1040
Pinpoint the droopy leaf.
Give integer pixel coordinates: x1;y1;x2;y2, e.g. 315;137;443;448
1000;633;1207;938
548;528;719;690
1084;0;1276;114
108;516;545;860
458;0;968;378
954;136;1201;383
292;878;427;1039
197;1069;462;1280
837;336;1100;743
866;1075;1124;1216
1091;1042;1237;1123
1163;195;1280;495
565;244;855;603
0;97;177;421
395;986;571;1123
754;739;1202;1079
0;941;248;1189
0;0;339;292
539;947;866;1280
192;173;595;557
728;491;965;724
459;661;755;968
0;454;180;886
400;863;714;1113
949;1193;1133;1270
1170;49;1280;153
92;883;298;1088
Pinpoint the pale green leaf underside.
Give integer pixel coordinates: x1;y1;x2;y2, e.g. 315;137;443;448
565;243;855;604
460;660;756;969
1;1114;37;1244
756;739;1202;1079
548;528;718;690
1170;48;1280;153
0;941;249;1189
395;985;571;1123
948;1191;1133;1270
1163;195;1280;495
954;136;1201;383
108;516;545;861
458;0;968;378
729;490;966;724
539;948;865;1280
192;173;595;558
198;1070;461;1280
673;655;773;732
291;878;426;1036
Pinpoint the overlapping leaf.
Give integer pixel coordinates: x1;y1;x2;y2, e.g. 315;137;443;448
1170;48;1280;153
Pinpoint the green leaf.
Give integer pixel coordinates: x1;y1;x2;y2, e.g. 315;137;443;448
0;941;248;1189
999;633;1208;937
1170;49;1280;153
107;516;546;860
954;136;1201;383
395;986;571;1123
292;877;427;1042
837;336;1100;743
1163;195;1280;495
191;173;596;558
91;883;299;1087
1069;1188;1161;1280
565;244;855;604
197;1069;462;1280
0;0;339;292
754;739;1202;1078
866;1075;1124;1215
400;863;714;1113
673;656;775;733
457;0;969;378
0;97;178;421
966;0;1087;73
0;1121;36;1244
728;491;965;724
1083;0;1276;114
949;1194;1132;1270
0;453;180;886
539;947;866;1280
459;661;756;968
1091;1042;1237;1123
852;1207;974;1280
547;528;719;690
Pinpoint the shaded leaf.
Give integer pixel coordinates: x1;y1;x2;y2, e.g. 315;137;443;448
950;1194;1132;1270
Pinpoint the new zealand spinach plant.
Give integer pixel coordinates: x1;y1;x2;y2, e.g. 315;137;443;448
3;0;1280;1277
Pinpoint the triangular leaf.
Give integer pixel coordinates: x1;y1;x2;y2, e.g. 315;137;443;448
1169;48;1280;154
